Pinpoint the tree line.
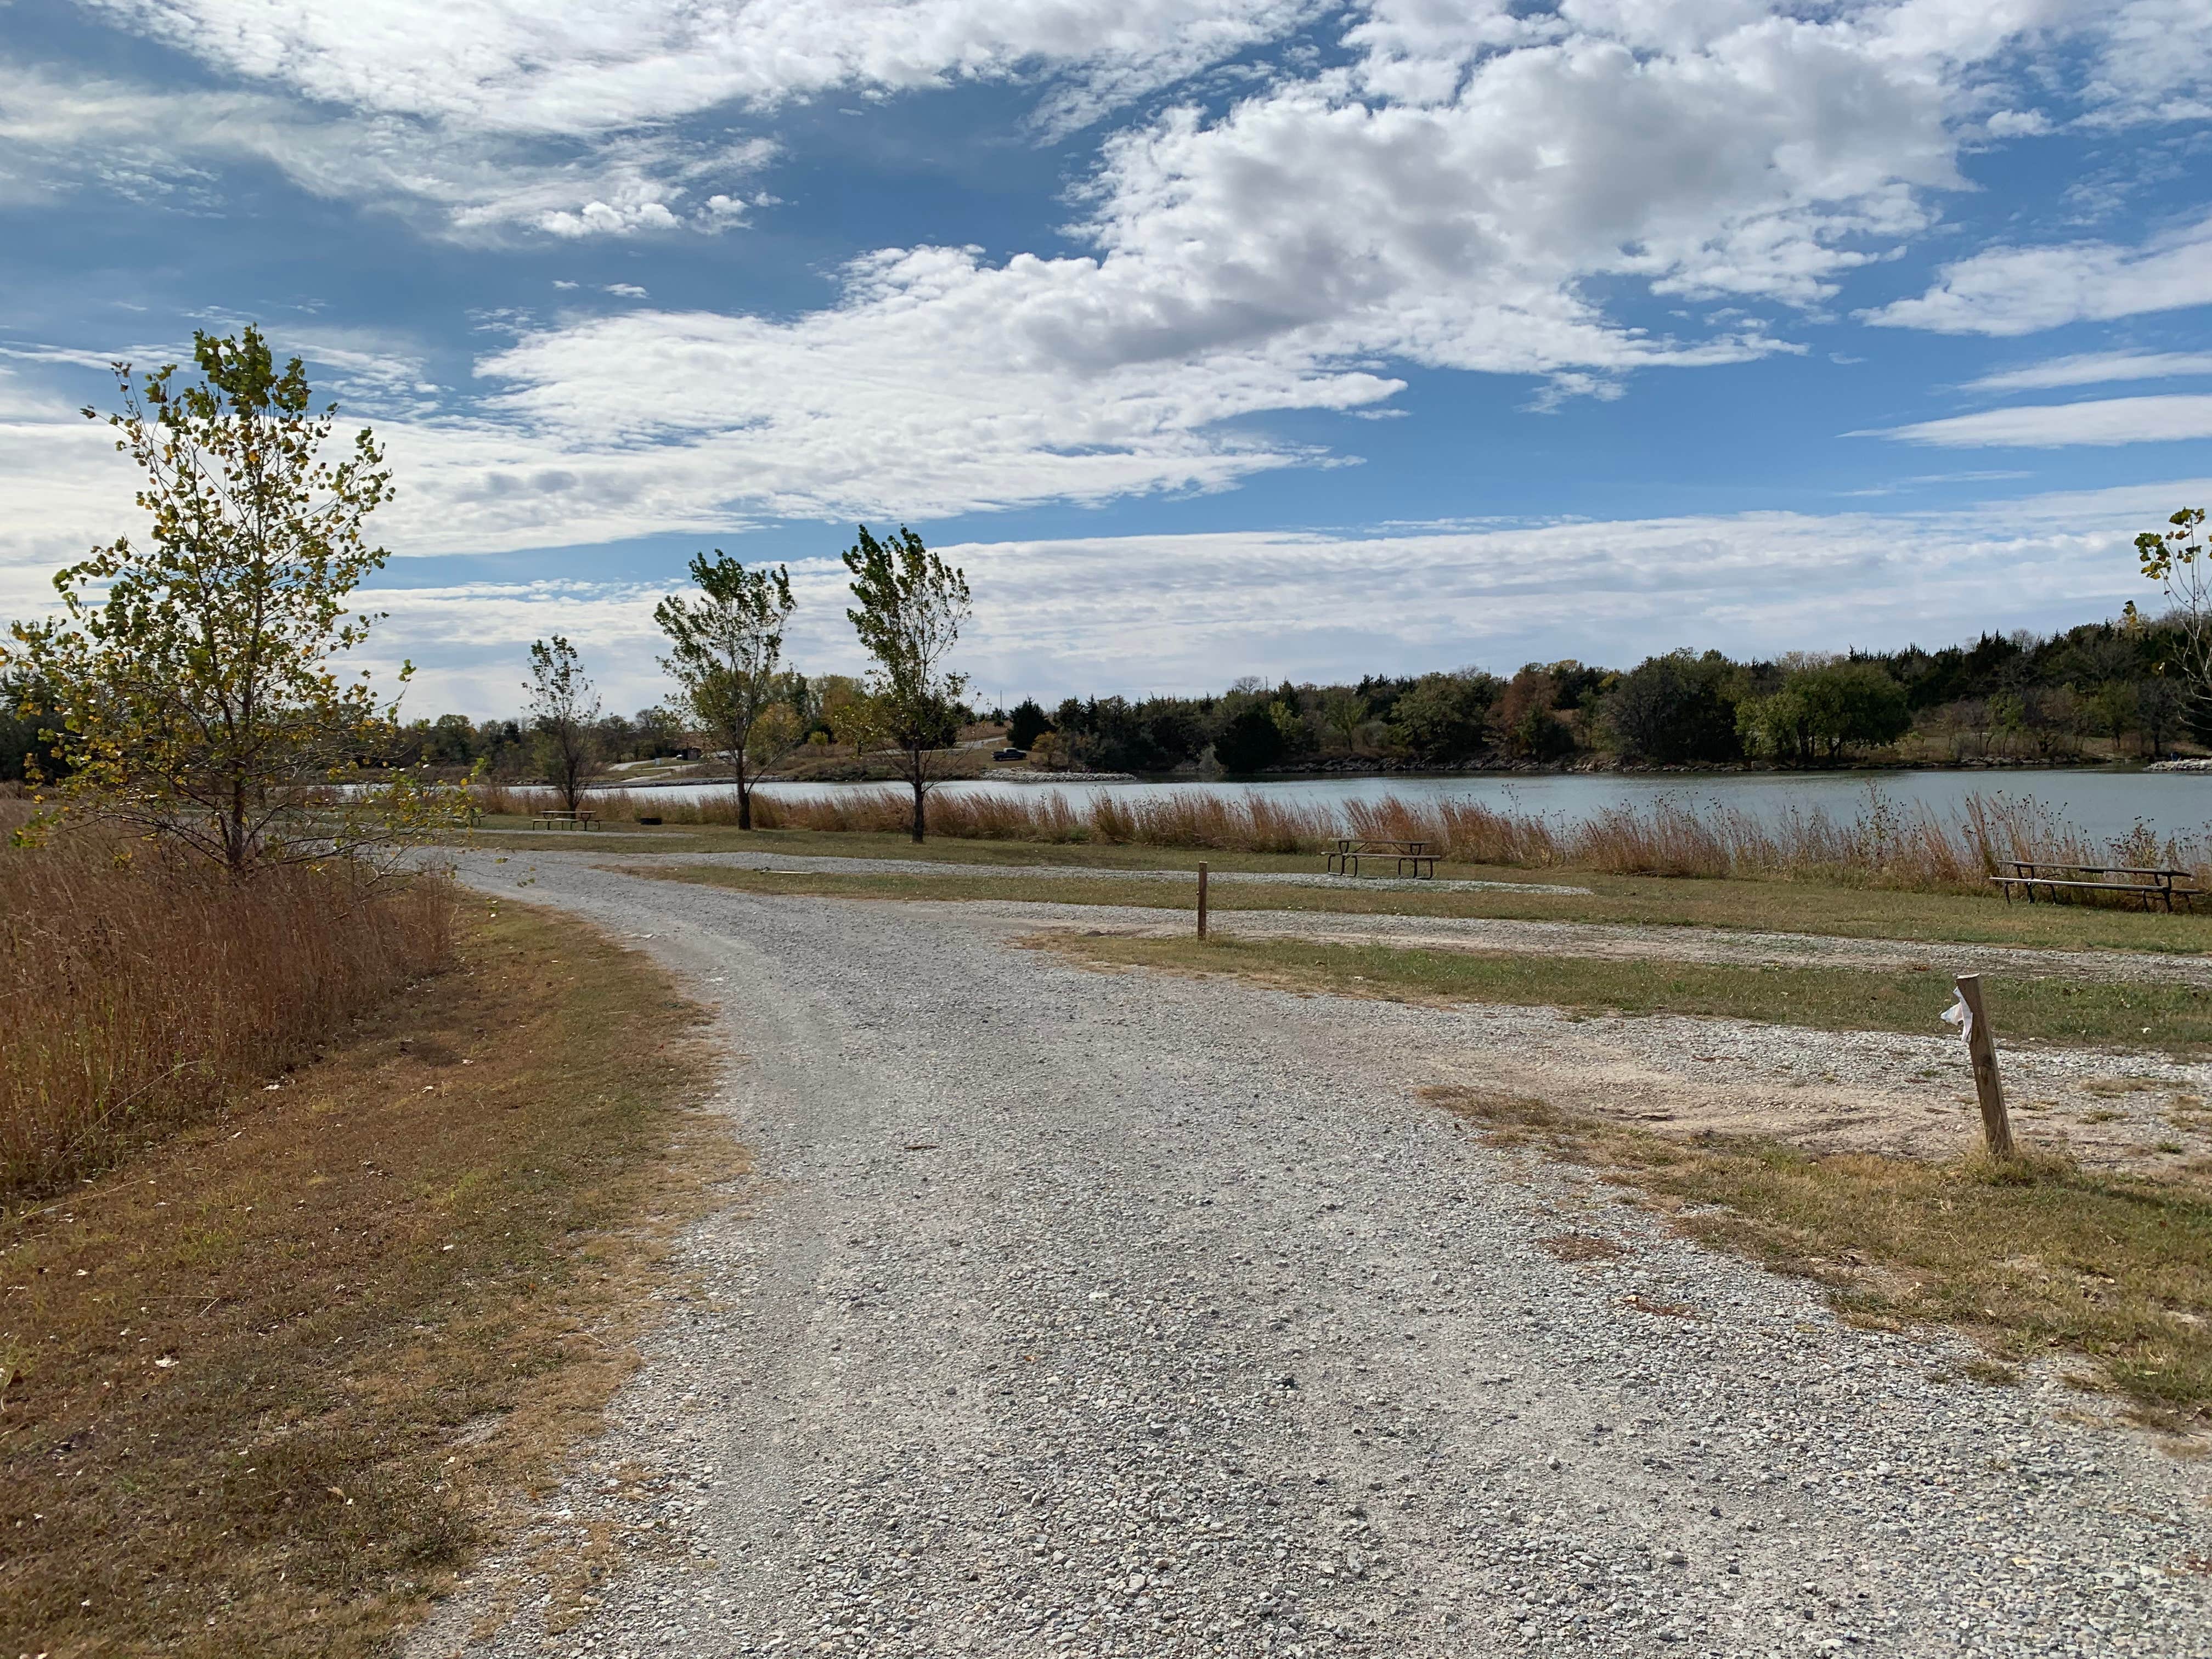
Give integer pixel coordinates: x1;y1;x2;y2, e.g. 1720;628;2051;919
10;326;2212;873
994;616;2207;776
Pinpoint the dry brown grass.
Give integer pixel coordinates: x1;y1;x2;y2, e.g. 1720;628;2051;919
477;781;2211;896
1;819;455;1201
1431;1086;2212;1421
0;899;731;1658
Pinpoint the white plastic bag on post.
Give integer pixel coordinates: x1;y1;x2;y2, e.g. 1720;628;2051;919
1940;988;1973;1046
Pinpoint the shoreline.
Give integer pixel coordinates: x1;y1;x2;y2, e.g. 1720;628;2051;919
577;755;2184;792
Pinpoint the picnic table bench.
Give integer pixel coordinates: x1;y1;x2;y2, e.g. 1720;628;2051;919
531;809;598;831
1324;836;1437;879
1990;859;2203;912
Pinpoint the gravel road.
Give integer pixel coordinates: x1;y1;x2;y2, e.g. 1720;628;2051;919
590;849;2212;988
414;854;2212;1658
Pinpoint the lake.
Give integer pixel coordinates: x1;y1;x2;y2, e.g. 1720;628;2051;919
603;768;2212;845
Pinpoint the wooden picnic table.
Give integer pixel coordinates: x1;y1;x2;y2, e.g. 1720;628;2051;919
1324;836;1437;879
1990;859;2202;912
531;809;598;831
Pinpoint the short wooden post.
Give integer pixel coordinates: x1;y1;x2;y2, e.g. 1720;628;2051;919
1954;973;2013;1158
1197;861;1209;939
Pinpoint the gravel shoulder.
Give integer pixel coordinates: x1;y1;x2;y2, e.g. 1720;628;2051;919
412;855;2212;1659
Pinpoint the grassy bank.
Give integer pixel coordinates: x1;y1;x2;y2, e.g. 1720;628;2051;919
1033;932;2212;1055
475;780;2211;895
1433;1088;2212;1421
618;854;2212;955
1;825;456;1200
0;901;730;1657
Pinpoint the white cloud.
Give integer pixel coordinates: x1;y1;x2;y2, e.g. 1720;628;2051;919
1963;351;2212;392
12;1;2212;556
602;283;649;298
1863;216;2212;336
8;366;2197;715
313;477;2210;714
2080;0;2212;127
360;0;2035;517
0;62;778;240
72;0;1318;134
1860;393;2212;447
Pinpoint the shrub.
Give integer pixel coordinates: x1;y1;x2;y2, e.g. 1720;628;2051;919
1214;703;1288;773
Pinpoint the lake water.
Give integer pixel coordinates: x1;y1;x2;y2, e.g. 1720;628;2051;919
602;768;2212;845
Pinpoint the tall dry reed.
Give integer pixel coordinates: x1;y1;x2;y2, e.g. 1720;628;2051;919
1;810;455;1201
484;778;2210;894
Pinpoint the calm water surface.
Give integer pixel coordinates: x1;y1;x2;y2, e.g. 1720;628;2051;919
606;768;2212;846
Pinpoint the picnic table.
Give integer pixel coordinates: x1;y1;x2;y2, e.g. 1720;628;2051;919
531;808;598;831
1323;836;1437;879
1990;859;2202;912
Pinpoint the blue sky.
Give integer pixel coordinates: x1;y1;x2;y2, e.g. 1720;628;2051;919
4;0;2212;715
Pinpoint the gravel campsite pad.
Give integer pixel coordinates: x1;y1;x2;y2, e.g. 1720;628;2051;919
414;853;2212;1658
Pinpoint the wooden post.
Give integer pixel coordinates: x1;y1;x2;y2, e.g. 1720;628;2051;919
1954;973;2013;1158
1197;861;1209;939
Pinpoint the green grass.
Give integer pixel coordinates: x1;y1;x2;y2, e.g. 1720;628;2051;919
1032;931;2212;1055
598;841;2212;956
1435;1087;2212;1419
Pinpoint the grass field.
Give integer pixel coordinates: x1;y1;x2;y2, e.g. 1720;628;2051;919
1434;1088;2212;1422
593;837;2212;955
1031;932;2212;1054
0;901;731;1658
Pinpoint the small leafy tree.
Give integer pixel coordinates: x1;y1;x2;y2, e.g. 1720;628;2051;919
1390;670;1502;763
1321;691;1369;753
1602;651;1742;765
1214;702;1288;772
2140;674;2183;758
525;636;601;811
2131;507;2212;737
0;327;460;872
655;551;804;831
842;525;970;842
1735;659;1909;766
1006;697;1051;750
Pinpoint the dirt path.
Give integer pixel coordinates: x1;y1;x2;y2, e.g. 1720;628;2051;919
413;856;2212;1658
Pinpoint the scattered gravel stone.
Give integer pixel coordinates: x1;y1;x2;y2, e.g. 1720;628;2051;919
410;852;2212;1658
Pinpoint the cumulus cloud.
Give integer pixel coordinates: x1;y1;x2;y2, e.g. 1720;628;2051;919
12;0;2212;555
1859;393;2212;447
1863;216;2212;336
356;0;2071;522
